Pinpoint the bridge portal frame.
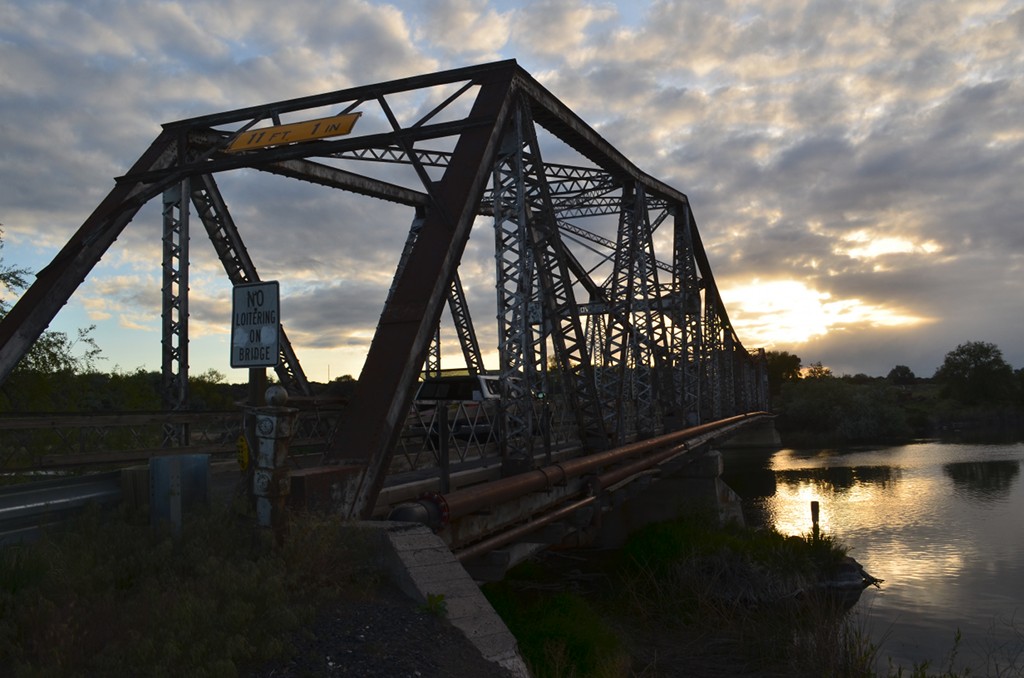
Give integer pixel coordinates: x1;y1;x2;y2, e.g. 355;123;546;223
0;60;767;519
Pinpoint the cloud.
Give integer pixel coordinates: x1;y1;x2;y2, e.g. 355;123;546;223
1;0;1022;382
411;0;513;58
510;0;617;61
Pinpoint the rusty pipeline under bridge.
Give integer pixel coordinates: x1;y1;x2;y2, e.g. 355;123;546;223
386;411;773;577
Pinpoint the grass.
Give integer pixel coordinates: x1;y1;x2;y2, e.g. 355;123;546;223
0;501;379;677
484;512;880;677
5;499;1016;677
486;583;630;678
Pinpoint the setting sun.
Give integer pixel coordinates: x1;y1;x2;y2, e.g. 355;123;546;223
720;279;932;347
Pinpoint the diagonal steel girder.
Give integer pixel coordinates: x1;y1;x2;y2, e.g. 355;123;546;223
324;65;518;519
387;211;484;377
189;173;312;396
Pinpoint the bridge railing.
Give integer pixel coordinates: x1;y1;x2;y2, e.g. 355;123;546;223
0;398;578;485
392;394;582;481
0;407;341;475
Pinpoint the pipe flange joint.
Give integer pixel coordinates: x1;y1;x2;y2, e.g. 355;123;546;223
420;491;450;528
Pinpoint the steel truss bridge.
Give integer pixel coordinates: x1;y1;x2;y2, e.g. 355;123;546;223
0;61;769;555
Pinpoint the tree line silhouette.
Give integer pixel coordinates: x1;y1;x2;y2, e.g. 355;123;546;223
767;341;1024;445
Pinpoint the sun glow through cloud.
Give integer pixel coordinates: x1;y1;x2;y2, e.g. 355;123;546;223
720;279;932;347
836;231;944;259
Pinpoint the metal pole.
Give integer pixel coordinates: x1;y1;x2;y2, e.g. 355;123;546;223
438;402;450;494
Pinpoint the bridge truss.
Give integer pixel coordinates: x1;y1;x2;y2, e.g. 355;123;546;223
0;60;768;518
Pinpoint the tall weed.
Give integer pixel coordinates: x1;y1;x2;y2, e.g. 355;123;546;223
0;504;376;676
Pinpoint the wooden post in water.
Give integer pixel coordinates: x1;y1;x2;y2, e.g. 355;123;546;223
811;500;820;543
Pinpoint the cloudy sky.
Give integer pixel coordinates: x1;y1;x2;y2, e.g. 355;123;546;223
1;0;1022;383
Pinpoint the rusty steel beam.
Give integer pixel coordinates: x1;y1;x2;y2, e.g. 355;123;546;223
164;60;520;133
326;63;519;519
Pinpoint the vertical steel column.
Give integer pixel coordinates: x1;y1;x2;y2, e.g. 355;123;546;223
426;327;442;377
161;179;190;445
702;296;724;422
631;188;669;436
603;183;638;443
492;104;542;471
603;184;667;439
673;203;703;427
585;309;608;432
493;99;606;470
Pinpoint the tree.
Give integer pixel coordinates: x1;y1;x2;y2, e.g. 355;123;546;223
776;376;912;444
805;361;833;379
0;227;29;307
0;226;101;376
933;341;1015;404
765;350;801;395
887;365;916;386
0;227;105;411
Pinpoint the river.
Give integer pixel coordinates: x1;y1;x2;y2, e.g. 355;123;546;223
721;440;1024;675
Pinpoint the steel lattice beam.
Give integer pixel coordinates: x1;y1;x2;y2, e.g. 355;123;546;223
671;203;704;427
161;180;190;446
446;273;485;376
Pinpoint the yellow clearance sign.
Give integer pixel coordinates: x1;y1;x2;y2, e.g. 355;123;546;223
225;112;361;153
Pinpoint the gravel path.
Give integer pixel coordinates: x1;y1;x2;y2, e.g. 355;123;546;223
249;586;519;678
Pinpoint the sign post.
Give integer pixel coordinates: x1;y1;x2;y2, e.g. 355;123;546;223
232;281;280;514
231;281;280;369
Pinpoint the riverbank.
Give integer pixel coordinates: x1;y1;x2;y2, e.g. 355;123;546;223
483;512;878;677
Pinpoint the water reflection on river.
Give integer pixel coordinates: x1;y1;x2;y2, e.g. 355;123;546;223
721;441;1024;674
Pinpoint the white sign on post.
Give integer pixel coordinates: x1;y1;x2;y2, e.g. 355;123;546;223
231;281;280;368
